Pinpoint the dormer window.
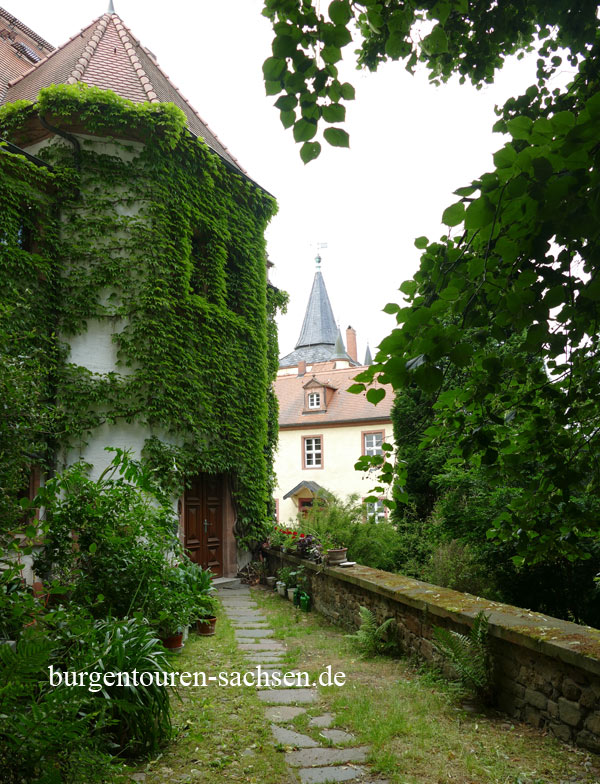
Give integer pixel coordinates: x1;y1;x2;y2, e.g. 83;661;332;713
308;392;321;409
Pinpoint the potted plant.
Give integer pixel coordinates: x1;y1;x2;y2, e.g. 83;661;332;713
266;575;276;588
178;560;219;635
146;565;196;652
320;533;348;565
196;593;219;635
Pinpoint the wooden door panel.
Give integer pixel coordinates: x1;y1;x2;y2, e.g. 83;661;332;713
183;474;223;576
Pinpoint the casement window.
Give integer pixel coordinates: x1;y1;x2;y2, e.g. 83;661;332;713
303;436;323;469
365;499;386;523
307;391;321;409
363;430;384;456
298;498;313;517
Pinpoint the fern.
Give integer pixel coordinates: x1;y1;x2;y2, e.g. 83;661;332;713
433;610;492;701
346;606;396;658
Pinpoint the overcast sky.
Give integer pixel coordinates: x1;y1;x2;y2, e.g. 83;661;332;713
9;1;544;361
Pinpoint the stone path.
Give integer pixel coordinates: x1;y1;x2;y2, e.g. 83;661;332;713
218;582;388;784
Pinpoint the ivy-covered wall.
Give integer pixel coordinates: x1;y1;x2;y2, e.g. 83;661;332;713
0;84;286;547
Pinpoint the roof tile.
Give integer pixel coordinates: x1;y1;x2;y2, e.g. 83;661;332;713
276;366;393;428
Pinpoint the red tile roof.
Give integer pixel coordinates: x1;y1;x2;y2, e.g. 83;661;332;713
0;6;54;101
276;365;394;428
2;12;244;173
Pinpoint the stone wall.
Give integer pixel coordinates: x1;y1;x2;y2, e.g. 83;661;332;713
265;550;600;753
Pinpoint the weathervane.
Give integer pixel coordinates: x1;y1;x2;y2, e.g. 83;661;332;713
314;242;327;269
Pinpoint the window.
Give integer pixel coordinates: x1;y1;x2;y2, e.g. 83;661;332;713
308;392;321;409
298;498;313;517
363;431;383;456
365;499;386;523
303;436;323;469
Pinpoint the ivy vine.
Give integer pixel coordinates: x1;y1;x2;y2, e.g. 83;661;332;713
0;83;286;548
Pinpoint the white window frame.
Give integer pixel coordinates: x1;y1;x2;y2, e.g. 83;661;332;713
303;436;322;468
365;499;386;523
363;431;383;457
307;391;321;409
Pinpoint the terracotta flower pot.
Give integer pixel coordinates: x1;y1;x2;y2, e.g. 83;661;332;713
160;632;184;652
196;616;217;636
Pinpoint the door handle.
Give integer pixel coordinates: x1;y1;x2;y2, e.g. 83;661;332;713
203;519;209;533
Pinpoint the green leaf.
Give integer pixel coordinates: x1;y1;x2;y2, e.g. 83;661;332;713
323;127;350;147
89;542;97;554
366;388;386;405
442;201;465;227
422;25;448;54
383;302;400;314
586;92;600;119
347;383;366;394
329;0;352;25
322;103;346;123
340;82;355;100
385;33;410;58
272;36;297;58
551;110;575;133
493;144;516;168
449;343;473;366
399;279;417;296
274;94;297;111
414;236;429;249
464;196;495;230
322;45;342;64
25;525;37;539
280;109;296;128
265;80;282;96
293;118;317;142
506;115;532;140
414;365;444;393
300;141;321;163
263;56;286;81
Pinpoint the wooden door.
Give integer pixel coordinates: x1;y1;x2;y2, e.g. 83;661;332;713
184;474;223;577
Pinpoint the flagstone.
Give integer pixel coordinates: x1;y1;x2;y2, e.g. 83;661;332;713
285;746;370;767
270;725;319;747
298;766;368;783
264;706;307;723
257;688;317;704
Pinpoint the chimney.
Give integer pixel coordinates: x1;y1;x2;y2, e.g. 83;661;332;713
297;360;306;377
346;326;357;363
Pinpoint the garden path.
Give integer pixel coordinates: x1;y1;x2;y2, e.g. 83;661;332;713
218;582;387;784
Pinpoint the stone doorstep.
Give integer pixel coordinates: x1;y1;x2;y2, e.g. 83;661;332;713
298;766;368;784
270;724;319;748
286;747;370;768
257;688;317;704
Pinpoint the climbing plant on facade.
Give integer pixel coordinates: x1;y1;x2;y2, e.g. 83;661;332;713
0;84;283;546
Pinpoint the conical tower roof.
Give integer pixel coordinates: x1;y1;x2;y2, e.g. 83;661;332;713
295;270;338;350
364;343;373;365
330;329;352;362
2;10;243;173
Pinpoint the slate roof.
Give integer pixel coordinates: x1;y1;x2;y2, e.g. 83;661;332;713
283;481;328;500
1;11;244;174
276;366;393;428
280;269;360;368
0;6;54;101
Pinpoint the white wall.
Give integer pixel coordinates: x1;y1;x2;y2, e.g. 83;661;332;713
274;422;392;523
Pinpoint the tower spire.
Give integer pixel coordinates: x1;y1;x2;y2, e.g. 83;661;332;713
107;0;115;12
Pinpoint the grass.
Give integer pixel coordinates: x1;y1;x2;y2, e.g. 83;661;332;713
114;605;293;784
254;586;600;784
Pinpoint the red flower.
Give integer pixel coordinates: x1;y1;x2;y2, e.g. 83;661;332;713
300;533;305;538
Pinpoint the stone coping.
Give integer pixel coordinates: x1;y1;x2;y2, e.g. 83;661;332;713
266;550;600;675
